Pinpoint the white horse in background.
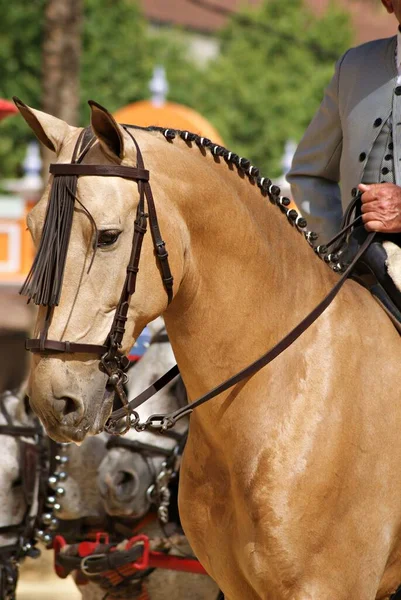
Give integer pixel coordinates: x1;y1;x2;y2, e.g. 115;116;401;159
0;388;109;600
98;318;220;600
1;378;217;600
0;389;39;599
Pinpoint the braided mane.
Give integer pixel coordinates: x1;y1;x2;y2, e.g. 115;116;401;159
123;124;325;251
122;124;344;272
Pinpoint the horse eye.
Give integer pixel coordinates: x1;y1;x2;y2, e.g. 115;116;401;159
97;230;121;248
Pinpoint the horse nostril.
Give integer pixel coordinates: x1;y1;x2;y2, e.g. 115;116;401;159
53;396;84;425
113;470;139;498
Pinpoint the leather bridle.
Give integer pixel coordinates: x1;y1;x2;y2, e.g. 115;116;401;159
0;391;47;600
21;125;375;439
23;126;174;420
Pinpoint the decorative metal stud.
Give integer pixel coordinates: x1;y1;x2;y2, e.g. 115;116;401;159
42;533;52;545
42;513;53;526
55;455;69;464
55;487;65;497
48;475;58;488
57;471;68;482
49;518;59;531
53;503;61;512
46;496;56;506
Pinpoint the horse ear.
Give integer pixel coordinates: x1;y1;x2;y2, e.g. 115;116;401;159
13;97;73;153
88;100;124;160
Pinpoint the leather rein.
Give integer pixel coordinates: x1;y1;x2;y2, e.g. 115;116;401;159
23;127;375;436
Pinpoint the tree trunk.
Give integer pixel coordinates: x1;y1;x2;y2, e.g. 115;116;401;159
41;0;82;175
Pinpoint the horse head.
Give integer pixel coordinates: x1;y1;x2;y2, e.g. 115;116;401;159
15;100;187;443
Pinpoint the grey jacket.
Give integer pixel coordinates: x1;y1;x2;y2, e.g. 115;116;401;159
287;35;400;241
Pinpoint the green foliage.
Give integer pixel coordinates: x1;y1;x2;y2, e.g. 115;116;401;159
0;0;352;181
0;0;46;177
194;0;352;178
0;0;201;177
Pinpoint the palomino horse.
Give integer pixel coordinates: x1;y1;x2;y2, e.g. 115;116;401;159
15;99;401;600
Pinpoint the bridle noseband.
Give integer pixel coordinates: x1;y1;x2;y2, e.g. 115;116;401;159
22;126;174;420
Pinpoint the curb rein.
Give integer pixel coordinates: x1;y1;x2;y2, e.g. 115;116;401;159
23;128;375;436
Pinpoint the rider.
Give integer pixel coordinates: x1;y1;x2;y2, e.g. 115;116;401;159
287;0;401;244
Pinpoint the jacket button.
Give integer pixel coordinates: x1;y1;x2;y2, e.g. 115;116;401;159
359;152;367;162
395;86;401;95
351;187;357;197
385;154;393;160
374;118;383;127
382;167;390;175
389;142;394;150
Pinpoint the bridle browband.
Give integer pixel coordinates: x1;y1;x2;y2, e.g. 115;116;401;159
22;126;174;417
21;124;375;438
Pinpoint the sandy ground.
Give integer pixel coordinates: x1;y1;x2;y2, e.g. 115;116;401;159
17;547;81;599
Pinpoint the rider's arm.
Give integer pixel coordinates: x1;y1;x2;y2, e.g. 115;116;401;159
287;54;348;243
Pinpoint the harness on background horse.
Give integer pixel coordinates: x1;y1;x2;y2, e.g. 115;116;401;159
0;390;215;599
0;392;47;600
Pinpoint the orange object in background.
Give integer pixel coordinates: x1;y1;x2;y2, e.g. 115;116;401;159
113;100;224;145
0;99;17;121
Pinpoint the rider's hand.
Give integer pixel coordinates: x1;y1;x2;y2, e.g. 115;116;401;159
358;183;401;233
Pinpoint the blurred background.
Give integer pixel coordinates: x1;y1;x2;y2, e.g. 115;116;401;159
0;0;396;595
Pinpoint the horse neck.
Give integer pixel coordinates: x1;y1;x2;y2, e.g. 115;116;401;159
162;150;337;401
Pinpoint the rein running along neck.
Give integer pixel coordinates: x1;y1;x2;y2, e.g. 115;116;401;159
21;125;375;437
0;392;47;600
21;127;174;418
